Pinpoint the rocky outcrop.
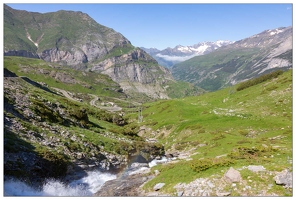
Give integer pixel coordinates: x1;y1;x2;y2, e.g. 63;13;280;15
91;48;174;99
273;169;292;188
94;173;154;196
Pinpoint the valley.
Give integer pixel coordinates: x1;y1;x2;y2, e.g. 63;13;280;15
3;4;293;197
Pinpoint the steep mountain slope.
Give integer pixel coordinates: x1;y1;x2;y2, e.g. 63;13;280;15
172;26;292;91
3;56;165;185
4;5;201;100
141;41;233;68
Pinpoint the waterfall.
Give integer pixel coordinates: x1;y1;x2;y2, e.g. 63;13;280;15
4;170;116;196
4;156;174;196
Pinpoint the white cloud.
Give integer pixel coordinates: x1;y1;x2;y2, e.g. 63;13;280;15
155;53;197;62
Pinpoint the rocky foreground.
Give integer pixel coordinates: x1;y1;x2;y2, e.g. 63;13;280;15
94;154;292;197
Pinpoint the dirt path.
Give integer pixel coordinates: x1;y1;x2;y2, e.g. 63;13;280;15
52;87;79;102
89;94;122;112
51;87;133;112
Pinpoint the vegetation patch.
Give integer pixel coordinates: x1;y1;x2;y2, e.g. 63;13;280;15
236;70;283;91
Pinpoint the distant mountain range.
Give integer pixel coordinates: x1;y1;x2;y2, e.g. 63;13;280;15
141;40;233;68
171;26;292;91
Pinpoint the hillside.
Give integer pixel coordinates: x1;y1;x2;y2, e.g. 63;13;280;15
3;56;292;196
3;4;292;197
172;26;292;91
4;4;201;100
130;69;292;196
3;56;166;185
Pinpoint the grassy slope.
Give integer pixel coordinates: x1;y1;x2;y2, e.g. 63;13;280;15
136;69;292;196
4;56;127;100
4;56;165;180
172;47;269;91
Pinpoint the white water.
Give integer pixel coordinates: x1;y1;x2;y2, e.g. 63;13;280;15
4;157;174;196
149;156;175;168
4;170;116;196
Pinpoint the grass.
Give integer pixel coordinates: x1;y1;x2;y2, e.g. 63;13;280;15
135;69;292;196
4;56;126;99
4;62;166;181
3;54;292;196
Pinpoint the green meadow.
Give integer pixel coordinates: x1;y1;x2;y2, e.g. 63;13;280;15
132;69;292;195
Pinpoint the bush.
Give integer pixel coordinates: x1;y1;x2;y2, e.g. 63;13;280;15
190;157;234;173
70;108;89;127
228;145;277;161
236;70;283;91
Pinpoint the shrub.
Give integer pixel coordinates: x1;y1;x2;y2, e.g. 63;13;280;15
236;70;283;91
228;145;277;161
70;108;89;127
190;157;234;173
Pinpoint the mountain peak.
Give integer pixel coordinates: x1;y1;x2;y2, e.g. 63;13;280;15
142;40;233;68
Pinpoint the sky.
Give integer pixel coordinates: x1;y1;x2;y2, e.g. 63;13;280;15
3;2;293;50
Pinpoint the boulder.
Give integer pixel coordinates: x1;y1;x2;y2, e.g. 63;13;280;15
153;183;165;191
273;169;292;188
224;167;242;183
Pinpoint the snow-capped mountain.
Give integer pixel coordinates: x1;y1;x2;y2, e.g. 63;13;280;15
172;26;292;91
141;40;234;68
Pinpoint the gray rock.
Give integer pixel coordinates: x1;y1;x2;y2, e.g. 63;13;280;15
154;183;165;191
216;192;231;196
247;165;266;172
177;191;184;196
94;173;155;196
224;167;242;183
130;162;149;169
273;169;292;188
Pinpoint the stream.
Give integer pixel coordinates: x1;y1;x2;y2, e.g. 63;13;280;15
4;157;171;196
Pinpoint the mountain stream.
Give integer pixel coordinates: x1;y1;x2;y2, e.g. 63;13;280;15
4;157;171;196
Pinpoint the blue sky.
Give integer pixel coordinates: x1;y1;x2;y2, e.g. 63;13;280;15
4;2;293;50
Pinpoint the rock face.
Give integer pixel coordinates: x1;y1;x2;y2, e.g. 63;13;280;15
4;4;174;99
90;48;174;99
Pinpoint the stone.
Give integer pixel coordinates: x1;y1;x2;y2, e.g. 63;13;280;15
224;167;242;183
216;192;231;196
177;191;184;196
153;183;165;191
94;173;154;196
247;165;266;172
273;169;292;188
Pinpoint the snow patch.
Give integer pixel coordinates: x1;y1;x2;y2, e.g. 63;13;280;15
269;29;284;36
